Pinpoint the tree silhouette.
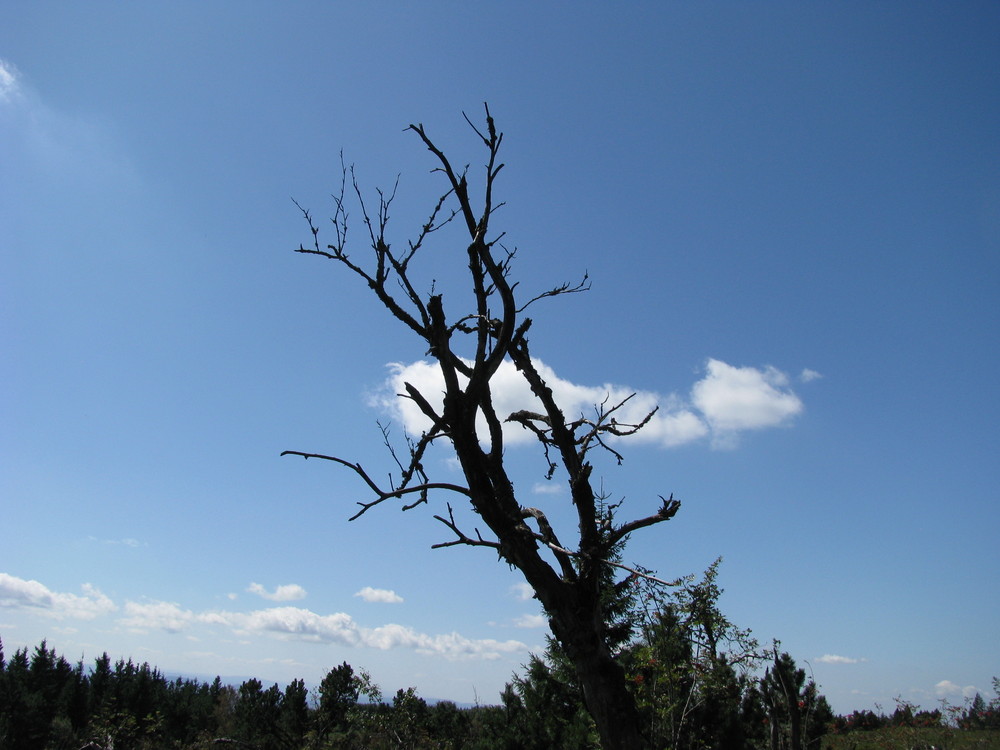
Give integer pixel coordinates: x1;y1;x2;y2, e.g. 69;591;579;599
316;661;359;738
286;105;683;749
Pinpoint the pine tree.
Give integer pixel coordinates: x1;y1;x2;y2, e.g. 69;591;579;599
760;648;831;750
316;661;360;738
279;678;309;746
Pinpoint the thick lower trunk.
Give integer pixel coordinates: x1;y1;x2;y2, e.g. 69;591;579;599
575;649;647;750
547;610;647;750
788;705;802;750
460;444;646;748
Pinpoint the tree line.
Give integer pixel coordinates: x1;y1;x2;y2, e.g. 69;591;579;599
827;682;1000;735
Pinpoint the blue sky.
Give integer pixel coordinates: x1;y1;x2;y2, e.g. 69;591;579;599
2;2;998;714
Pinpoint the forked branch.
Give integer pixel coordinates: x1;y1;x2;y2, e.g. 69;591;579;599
608;494;682;547
431;503;502;551
280;450;470;520
288;107;676;750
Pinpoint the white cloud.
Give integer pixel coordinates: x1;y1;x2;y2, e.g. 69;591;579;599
0;59;21;104
355;586;404;604
120;600;195;633
691;359;803;447
531;482;564;496
0;573;116;620
513;613;547;628
510;583;535;601
371;358;708;450
372;357;806;451
0;572;518;662
800;368;823;383
815;653;866;664
203;606;526;660
205;606;359;645
935;680;979;699
247;582;307;602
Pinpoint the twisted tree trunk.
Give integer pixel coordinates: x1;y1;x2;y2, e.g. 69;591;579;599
287;106;684;750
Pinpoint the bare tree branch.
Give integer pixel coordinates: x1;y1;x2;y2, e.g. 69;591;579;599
608;494;682;547
280;450;470;520
520;506;577;581
287;108;676;750
515;271;592;313
431;503;502;551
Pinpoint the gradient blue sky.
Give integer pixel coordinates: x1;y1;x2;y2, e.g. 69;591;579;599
2;2;998;714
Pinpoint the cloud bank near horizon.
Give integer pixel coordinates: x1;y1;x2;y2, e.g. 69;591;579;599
935;680;982;700
0;573;116;620
370;357;811;450
0;573;523;661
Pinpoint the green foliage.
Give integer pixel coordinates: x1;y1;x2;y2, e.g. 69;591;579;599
822;725;1000;749
503;654;597;749
956;689;1000;731
2;635;993;750
759;648;833;750
281;678;310;745
494;558;840;750
316;661;361;737
622;559;767;749
0;638;231;748
489;499;637;749
232;678;284;749
824;691;1000;750
388;686;431;747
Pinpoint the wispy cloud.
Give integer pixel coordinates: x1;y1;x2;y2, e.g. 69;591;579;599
0;58;22;104
120;600;195;633
935;680;980;699
815;653;866;664
0;573;116;620
88;536;142;548
0;571;520;662
371;357;807;451
509;583;534;601
247;583;307;602
201;606;525;660
800;368;823;383
531;482;564;496
0;56;142;211
355;587;404;604
513;613;547;628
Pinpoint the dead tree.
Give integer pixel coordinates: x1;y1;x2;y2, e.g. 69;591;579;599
285;105;682;750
